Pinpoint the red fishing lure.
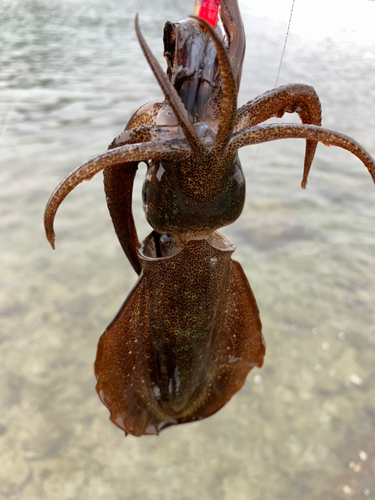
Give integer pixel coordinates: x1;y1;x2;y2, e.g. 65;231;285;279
194;0;221;27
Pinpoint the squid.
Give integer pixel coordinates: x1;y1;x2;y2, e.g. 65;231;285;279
44;0;375;436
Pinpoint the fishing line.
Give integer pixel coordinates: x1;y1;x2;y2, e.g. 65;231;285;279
275;0;296;87
250;0;296;175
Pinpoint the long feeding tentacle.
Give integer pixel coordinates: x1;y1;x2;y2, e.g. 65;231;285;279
235;85;322;130
135;15;205;157
191;16;238;155
106;123;175;276
229;123;375;186
104;162;141;275
219;0;246;90
44;141;189;248
235;84;322;188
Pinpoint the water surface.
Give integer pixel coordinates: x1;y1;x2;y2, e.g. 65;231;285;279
1;0;374;498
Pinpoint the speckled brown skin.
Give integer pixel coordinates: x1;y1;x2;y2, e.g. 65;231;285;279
235;84;322;185
95;232;264;436
103;162;141;274
44;0;375;436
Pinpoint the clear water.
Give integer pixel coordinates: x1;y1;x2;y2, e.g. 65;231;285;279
1;0;375;498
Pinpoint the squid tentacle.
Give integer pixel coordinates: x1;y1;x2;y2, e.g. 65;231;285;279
235;84;322;187
135;15;205;157
235;84;322;130
191;16;238;156
103;162;141;275
229;123;375;187
109;123;185;150
124;102;165;130
44;141;189;248
219;0;246;90
109;124;155;149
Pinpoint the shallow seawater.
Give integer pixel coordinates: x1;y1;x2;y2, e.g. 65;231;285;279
1;0;375;498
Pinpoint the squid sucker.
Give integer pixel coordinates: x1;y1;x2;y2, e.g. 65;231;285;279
44;0;375;436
